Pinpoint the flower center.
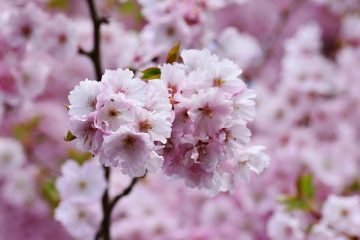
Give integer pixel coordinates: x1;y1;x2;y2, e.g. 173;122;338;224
107;108;120;118
87;98;97;110
78;210;86;219
196;141;207;157
21;25;32;38
58;33;67;44
78;180;87;190
340;208;349;217
139;120;152;132
199;105;213;118
123;135;136;150
213;78;224;87
166;27;176;36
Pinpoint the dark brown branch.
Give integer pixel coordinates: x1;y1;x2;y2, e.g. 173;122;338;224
79;0;108;81
95;176;143;240
78;1;112;240
108;177;140;213
79;1;144;239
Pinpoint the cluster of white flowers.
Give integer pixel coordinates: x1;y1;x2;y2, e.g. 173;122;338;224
67;49;269;193
161;49;269;193
68;68;173;177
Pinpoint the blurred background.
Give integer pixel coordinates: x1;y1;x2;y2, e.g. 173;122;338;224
1;0;360;239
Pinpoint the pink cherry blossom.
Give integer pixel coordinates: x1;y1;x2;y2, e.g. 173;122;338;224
68;79;100;117
188;88;233;138
321;195;360;236
100;68;147;103
0;137;25;178
100;126;156;177
267;210;305;240
55;201;102;240
56;160;106;203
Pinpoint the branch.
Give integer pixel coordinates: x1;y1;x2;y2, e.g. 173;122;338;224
78;1;112;240
79;1;144;239
94;175;144;240
79;0;108;81
108;177;141;213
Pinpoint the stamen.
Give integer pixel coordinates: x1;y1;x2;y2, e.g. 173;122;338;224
123;135;136;150
139;120;152;132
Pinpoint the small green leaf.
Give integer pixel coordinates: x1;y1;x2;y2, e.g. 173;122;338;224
278;195;307;211
47;0;68;10
12;116;42;141
118;0;144;23
64;131;77;142
41;179;60;210
119;0;137;13
141;67;161;80
297;174;315;200
68;149;92;165
278;173;317;212
349;180;360;192
166;42;181;64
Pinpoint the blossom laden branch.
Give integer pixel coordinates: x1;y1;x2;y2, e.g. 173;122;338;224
77;1;112;240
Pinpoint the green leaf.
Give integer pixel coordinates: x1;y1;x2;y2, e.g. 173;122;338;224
118;0;144;23
47;0;68;10
278;174;317;212
141;67;161;80
166;42;181;64
64;131;77;142
297;174;315;200
119;0;137;13
68;149;92;165
41;179;60;210
278;195;307;211
349;180;360;192
12;116;42;141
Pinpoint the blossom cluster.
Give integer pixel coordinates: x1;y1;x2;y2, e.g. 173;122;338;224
67;48;269;192
161;49;269;192
68;68;173;177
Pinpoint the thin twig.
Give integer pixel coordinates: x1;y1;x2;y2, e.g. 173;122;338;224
79;0;108;81
95;176;144;240
108;177;141;213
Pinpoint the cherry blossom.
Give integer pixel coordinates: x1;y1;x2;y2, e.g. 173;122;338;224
56;160;106;203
